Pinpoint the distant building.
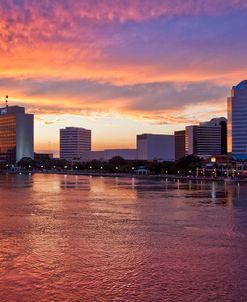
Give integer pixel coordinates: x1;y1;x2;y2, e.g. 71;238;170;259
34;153;53;161
185;117;227;157
104;149;137;160
60;127;91;160
137;134;175;161
174;130;186;160
80;149;137;162
0;105;34;163
80;151;105;162
228;80;247;159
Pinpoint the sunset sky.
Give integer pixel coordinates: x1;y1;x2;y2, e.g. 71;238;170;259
1;0;247;155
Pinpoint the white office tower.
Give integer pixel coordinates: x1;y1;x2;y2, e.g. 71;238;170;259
186;117;227;157
60;127;91;160
228;80;247;159
0;105;34;163
137;134;175;161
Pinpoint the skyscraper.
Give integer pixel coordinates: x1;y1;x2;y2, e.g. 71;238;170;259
228;80;247;159
0;105;34;163
60;127;91;160
185;118;227;157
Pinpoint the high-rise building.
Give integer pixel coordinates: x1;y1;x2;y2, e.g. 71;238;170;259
0;105;34;163
174;130;186;160
228;80;247;159
185;117;227;157
137;134;175;161
60;127;91;160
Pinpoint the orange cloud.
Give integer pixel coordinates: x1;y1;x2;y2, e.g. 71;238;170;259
1;0;247;84
0;0;246;153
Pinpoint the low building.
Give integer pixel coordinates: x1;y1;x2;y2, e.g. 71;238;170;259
137;134;175;161
80;151;105;162
79;149;137;162
104;149;137;160
34;153;53;161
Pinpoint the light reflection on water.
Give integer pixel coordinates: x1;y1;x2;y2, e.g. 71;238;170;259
0;174;247;302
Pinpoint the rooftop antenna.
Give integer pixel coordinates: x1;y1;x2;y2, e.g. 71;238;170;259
5;95;8;108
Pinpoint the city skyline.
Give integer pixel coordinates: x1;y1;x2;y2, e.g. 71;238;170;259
1;1;247;154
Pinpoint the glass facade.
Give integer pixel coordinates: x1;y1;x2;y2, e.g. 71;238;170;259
228;81;247;158
0;115;16;163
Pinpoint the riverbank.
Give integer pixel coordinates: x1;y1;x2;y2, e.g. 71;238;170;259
2;169;246;182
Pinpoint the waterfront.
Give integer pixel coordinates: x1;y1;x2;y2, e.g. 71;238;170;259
0;174;247;302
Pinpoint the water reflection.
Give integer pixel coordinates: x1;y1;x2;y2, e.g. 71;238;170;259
211;182;216;204
0;174;247;301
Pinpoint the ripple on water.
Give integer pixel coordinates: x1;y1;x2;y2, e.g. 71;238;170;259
0;174;247;301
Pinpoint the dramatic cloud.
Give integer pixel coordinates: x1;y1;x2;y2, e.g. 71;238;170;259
0;77;228;116
0;0;246;151
1;0;247;82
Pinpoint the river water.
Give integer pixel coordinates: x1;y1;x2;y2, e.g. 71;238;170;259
0;173;247;302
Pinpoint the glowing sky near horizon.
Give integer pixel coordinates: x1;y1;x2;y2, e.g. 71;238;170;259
1;0;247;155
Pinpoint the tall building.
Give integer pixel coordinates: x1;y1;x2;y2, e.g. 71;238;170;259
60;127;91;160
200;117;227;155
137;134;175;161
228;80;247;159
185;117;227;157
174;130;186;160
0;105;34;163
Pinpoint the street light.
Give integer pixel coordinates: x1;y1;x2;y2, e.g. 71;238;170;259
211;157;216;163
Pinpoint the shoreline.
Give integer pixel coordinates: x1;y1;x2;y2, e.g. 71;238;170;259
1;170;246;183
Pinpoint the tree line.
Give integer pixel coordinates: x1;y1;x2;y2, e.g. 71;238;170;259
11;155;203;175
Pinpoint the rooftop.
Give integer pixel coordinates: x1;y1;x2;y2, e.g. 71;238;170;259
235;80;247;90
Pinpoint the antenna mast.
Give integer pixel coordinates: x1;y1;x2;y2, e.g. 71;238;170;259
5;95;8;108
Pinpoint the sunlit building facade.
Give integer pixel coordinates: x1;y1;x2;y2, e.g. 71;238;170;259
228;80;247;159
0;106;34;163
